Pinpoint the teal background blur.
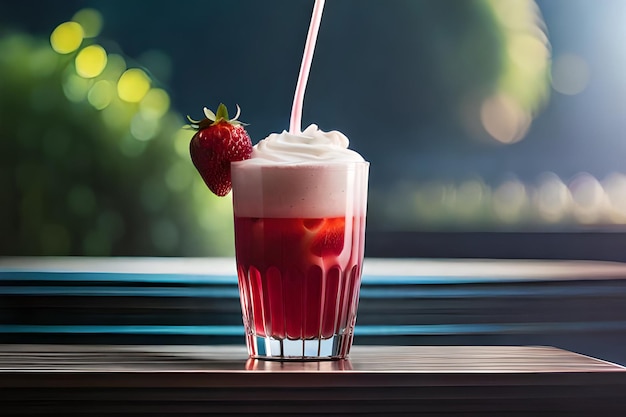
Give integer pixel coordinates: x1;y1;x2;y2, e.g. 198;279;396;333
2;0;626;256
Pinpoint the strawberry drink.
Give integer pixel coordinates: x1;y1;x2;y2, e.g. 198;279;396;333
187;0;368;359
231;126;368;359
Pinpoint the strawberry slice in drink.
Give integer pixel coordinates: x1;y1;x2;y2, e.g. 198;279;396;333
310;217;345;257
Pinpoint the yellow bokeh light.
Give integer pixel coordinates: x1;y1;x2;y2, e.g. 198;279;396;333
139;88;171;119
75;44;107;78
50;21;84;54
489;0;541;31
507;33;550;74
72;8;103;38
88;80;114;110
117;68;151;102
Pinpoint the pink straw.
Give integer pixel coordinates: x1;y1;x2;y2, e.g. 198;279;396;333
289;0;326;134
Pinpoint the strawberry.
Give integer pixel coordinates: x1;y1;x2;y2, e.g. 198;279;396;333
310;217;346;257
188;104;253;196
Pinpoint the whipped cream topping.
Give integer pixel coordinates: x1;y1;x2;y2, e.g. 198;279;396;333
231;124;368;218
249;124;364;164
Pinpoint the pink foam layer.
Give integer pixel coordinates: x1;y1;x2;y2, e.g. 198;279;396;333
231;162;369;219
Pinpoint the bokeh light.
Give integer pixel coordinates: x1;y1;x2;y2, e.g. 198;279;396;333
489;0;542;31
50;21;84;54
118;133;148;157
117;68;151;102
534;172;571;223
174;128;193;158
99;53;127;81
195;186;234;239
100;98;132;131
551;53;590;95
72;8;103;38
412;181;456;226
139;88;171;119
372;170;626;230
492;177;528;223
480;93;531;144
603;173;626;223
10;2;626;257
88;80;114;110
455;178;487;220
569;173;606;224
463;0;551;145
63;73;92;102
507;32;550;75
75;44;107;78
165;160;193;193
130;113;159;141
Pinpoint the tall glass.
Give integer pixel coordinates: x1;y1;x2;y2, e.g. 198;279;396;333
231;161;369;360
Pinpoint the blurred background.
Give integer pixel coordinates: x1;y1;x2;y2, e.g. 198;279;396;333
2;0;625;257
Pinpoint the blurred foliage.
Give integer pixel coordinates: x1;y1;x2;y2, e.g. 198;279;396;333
0;21;234;256
0;2;555;255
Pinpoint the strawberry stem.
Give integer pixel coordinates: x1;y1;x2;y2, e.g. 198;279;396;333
187;104;246;131
215;103;229;122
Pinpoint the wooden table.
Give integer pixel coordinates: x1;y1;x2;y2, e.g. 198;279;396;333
1;344;625;415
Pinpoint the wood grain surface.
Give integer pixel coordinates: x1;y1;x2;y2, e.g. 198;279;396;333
0;344;625;415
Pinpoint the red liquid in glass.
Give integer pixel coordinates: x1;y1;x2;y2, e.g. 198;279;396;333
234;215;366;341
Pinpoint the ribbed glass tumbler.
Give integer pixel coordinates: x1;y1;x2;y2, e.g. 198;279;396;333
231;161;369;360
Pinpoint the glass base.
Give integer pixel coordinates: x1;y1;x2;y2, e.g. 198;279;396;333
246;332;354;360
